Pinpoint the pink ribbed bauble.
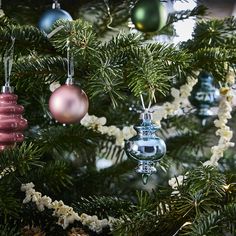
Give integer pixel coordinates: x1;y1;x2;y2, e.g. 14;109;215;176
0;93;28;150
49;84;89;124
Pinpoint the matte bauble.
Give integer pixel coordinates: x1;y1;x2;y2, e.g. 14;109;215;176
49;84;89;124
189;71;220;118
0;92;28;150
131;0;168;32
38;8;72;34
125;112;166;184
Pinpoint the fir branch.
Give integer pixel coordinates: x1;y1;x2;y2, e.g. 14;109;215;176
126;45;171;97
0;224;20;236
49;19;99;62
182;17;236;51
185;203;236;236
0;20;52;54
167;5;207;26
0;143;43;176
12;55;66;88
0;183;21;221
33;125;101;164
73;195;133;219
88;53;126;107
184;166;226;197
30;160;73;193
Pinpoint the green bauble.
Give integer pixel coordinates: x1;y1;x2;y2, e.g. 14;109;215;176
131;0;168;33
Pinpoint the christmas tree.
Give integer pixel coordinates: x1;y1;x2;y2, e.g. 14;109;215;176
0;0;235;235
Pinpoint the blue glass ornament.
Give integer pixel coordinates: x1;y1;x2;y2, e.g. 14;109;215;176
125;111;166;184
189;71;220;120
38;1;72;34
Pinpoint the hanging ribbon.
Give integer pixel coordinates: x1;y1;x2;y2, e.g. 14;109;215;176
3;37;15;88
66;39;74;83
139;90;155;113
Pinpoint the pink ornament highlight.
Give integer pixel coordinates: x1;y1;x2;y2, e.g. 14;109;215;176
0;93;28;150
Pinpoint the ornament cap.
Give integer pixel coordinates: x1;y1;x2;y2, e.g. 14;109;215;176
135;111;159;134
1;85;14;94
140;110;152;122
65;77;74;85
52;1;61;9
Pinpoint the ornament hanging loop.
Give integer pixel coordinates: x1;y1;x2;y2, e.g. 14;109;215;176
103;0;120;32
66;39;74;85
139;91;155;114
3;36;15;93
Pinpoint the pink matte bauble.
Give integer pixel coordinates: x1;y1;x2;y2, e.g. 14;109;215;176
49;84;89;124
0;93;28;150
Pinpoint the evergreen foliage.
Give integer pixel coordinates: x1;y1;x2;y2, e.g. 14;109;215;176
0;0;235;235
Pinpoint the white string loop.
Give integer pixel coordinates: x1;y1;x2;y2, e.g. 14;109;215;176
4;37;15;87
66;39;74;81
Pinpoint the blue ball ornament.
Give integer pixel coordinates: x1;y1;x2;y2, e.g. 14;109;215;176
38;8;72;34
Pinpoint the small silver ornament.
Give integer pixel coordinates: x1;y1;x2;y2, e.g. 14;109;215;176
125;111;166;184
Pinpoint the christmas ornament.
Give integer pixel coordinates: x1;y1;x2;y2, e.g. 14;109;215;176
49;82;88;124
38;0;72;35
131;0;168;33
125;110;166;184
189;71;220;120
0;38;27;150
49;41;89;124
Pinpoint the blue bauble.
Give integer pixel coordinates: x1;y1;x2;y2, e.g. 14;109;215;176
38;8;72;34
125;112;166;184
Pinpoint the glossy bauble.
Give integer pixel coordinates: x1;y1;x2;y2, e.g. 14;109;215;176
38;8;72;34
49;84;89;124
131;0;168;32
189;71;220;119
0;92;28;150
125;112;166;184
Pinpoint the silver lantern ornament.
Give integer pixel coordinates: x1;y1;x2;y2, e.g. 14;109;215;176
125;111;166;184
189;71;220;122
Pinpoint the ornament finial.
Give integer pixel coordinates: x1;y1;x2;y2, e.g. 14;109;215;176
142;174;150;185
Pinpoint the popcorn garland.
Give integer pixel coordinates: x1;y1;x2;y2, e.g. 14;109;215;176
152;77;198;126
21;183;116;232
168;175;185;190
0;166;15;179
80;114;136;147
203;86;235;166
169;71;235;190
80;76;198;147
